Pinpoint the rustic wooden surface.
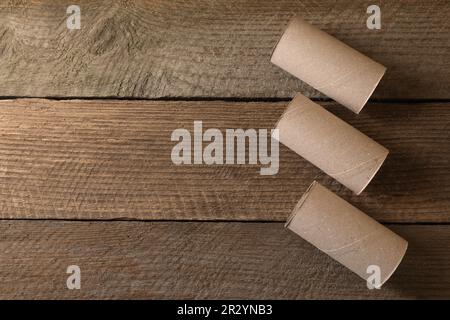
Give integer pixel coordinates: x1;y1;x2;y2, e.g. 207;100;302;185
0;0;449;99
0;1;449;299
1;221;449;299
0;99;448;222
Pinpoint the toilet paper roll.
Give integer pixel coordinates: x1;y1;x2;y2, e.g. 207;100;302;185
271;15;386;113
274;93;388;194
286;181;408;287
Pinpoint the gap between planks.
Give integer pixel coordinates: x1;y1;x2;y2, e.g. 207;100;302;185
3;97;450;104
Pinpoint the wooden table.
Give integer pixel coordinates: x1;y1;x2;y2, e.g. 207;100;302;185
0;0;449;299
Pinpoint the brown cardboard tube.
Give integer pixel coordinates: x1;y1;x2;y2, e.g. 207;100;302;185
286;181;408;287
271;15;386;114
274;93;388;194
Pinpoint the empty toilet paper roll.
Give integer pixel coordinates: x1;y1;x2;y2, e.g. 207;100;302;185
286;181;408;287
274;93;388;194
271;15;386;113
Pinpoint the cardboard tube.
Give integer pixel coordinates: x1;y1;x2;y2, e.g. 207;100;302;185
286;181;408;287
271;15;386;113
274;93;388;194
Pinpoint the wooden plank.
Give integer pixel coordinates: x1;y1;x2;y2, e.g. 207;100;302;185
0;220;449;299
0;99;448;222
0;0;449;99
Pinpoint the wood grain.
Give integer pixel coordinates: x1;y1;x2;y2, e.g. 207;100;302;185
0;0;449;99
0;99;448;222
0;220;449;299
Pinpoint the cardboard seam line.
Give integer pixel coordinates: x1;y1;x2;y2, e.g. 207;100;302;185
328;155;386;178
284;181;318;228
321;227;385;254
310;68;358;91
272;14;409;287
